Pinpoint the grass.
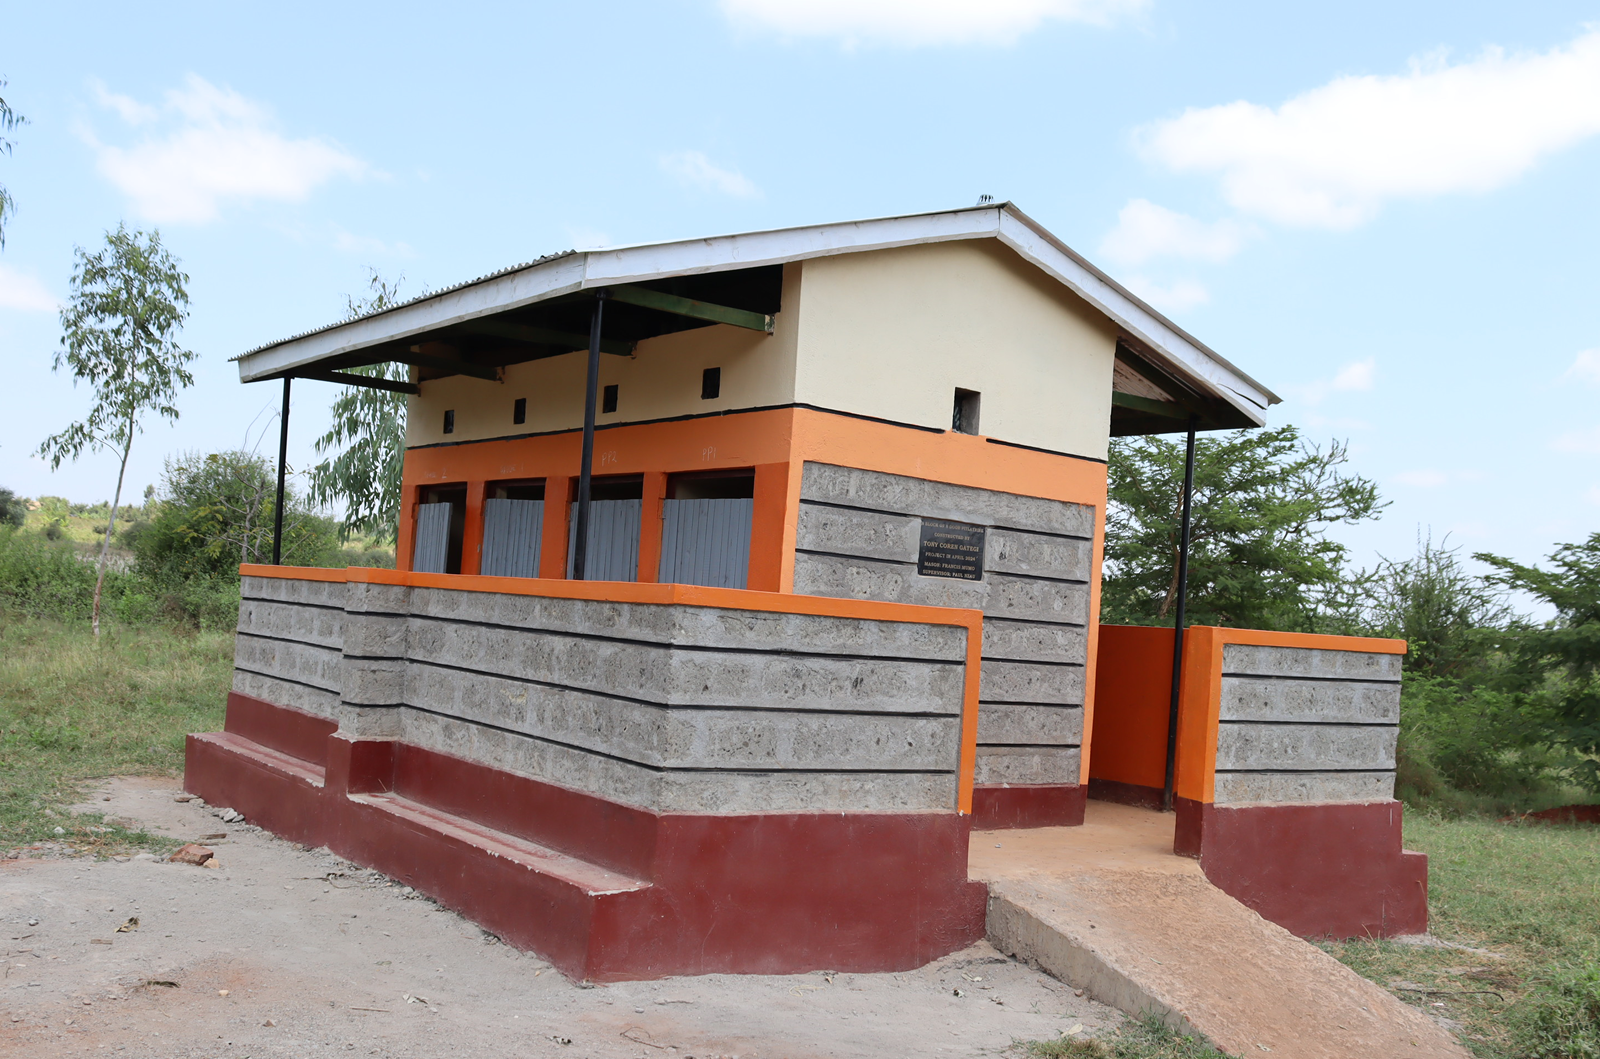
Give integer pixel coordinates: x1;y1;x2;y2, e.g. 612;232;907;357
0;609;231;857
1326;812;1600;1059
1019;1015;1231;1058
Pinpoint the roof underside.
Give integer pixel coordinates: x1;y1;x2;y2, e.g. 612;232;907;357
235;204;1278;435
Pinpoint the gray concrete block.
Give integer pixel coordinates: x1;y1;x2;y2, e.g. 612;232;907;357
976;703;1083;746
341;613;406;660
666;606;966;662
987;574;1090;624
792;552;991;611
240;575;346;611
339;657;406;707
412;589;681;646
1215;723;1397;771
1220;676;1400;725
980;660;1084;705
400;707;663;811
1211;771;1396;805
981;620;1088;665
974;746;1081;786
232;668;339;718
1221;644;1401;683
795;502;921;563
344;580;412;616
332;703;403;739
236;598;344;650
233;635;342;693
403;616;967;715
800;462;1093;538
987;529;1091;581
655;769;957;814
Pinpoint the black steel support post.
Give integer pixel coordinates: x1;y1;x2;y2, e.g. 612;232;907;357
572;290;607;580
271;378;292;566
1161;416;1199;812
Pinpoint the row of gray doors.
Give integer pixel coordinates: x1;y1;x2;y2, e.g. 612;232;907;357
414;497;754;589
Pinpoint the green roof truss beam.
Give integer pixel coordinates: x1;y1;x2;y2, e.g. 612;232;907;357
608;284;773;333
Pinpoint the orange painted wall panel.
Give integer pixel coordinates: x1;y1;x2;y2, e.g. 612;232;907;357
1088;624;1175;791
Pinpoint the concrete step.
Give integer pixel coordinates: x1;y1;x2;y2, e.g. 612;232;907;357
347;791;650;897
193;731;326;787
972;803;1469;1059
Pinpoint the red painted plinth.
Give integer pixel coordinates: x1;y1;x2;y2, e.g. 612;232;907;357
971;783;1086;829
1175;798;1428;938
185;693;988;981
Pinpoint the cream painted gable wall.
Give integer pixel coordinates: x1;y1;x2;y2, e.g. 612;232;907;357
791;240;1119;460
404;266;801;447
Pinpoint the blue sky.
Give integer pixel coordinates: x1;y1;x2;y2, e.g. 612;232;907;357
3;1;1599;585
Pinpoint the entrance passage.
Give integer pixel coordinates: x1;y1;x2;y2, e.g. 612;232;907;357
568;475;642;581
658;471;754;589
481;480;545;578
413;484;467;574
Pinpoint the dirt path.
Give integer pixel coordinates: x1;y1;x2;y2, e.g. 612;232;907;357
1;777;1120;1058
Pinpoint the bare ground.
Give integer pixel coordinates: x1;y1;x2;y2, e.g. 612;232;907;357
0;777;1121;1059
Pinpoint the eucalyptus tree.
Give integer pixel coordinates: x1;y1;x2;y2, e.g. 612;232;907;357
39;224;194;636
308;270;410;543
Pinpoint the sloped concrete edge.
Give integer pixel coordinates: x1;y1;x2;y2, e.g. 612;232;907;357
985;886;1204;1039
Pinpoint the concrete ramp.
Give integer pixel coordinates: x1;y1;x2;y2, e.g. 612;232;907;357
971;803;1467;1059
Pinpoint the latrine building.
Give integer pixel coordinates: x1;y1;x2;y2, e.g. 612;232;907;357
187;204;1426;981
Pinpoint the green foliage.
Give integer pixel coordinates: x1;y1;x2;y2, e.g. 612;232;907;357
134;450;340;582
0;486;25;528
1022;1015;1232;1058
1103;425;1384;630
308;270;410;543
1363;534;1515;678
1477;534;1600;793
39;223;194;634
0;76;26;248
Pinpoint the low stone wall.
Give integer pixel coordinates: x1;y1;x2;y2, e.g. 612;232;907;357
791;462;1093;789
233;572;974;814
1214;643;1399;805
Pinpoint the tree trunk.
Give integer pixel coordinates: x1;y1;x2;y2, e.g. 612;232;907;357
92;425;134;639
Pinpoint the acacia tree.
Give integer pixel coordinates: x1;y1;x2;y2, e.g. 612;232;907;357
40;224;194;637
1102;425;1385;630
1477;534;1600;791
308;270;409;543
0;77;26;247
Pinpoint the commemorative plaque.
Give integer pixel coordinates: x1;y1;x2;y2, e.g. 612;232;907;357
917;519;986;581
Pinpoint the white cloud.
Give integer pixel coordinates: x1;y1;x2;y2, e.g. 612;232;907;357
720;0;1145;47
1121;275;1209;313
1100;199;1249;265
659;151;761;199
0;263;59;312
1137;31;1600;228
1285;356;1377;406
330;227;414;258
86;74;367;223
1553;425;1600;455
1564;348;1600;385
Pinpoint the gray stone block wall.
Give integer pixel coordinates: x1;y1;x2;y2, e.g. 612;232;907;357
792;463;1095;787
233;575;971;813
1214;643;1402;805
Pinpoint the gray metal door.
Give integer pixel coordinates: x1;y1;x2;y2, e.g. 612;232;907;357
413;502;453;574
659;497;753;589
567;499;642;581
480;499;544;578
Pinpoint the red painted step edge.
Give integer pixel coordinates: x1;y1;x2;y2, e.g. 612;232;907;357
1175;797;1428;939
185;693;988;981
971;783;1087;829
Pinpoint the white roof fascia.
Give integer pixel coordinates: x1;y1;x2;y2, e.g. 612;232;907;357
237;210;1001;383
237;254;588;382
995;208;1276;423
